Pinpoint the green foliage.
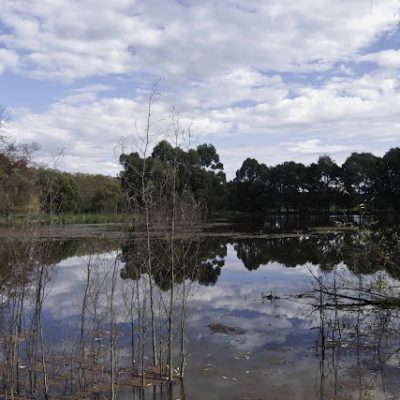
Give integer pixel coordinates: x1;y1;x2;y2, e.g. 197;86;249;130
304;156;342;212
196;143;223;170
3;129;400;220
37;169;80;214
120;236;227;289
342;152;381;208
0;141;37;215
74;173;126;213
119;141;227;214
229;147;400;214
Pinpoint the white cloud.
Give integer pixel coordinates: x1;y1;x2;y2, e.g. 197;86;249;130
4;92;183;175
360;49;400;69
72;84;115;93
0;48;19;74
5;67;400;178
0;0;398;80
1;0;400;177
285;139;349;155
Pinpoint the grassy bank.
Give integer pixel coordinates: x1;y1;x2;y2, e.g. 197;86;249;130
0;213;136;226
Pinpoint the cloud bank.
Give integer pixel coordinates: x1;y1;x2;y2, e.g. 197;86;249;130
1;0;399;177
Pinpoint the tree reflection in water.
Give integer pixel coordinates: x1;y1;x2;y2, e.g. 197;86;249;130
310;269;400;400
0;226;399;399
0;235;227;399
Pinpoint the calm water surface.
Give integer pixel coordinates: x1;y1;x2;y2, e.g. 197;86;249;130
0;223;399;399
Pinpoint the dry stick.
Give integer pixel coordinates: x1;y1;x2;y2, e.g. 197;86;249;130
313;288;395;307
37;260;51;400
6;288;24;399
317;274;326;400
319;276;325;362
27;269;42;397
374;309;390;400
147;228;158;359
90;273;105;391
168;121;180;383
4;296;14;399
168;241;175;383
179;245;186;379
15;287;25;397
142;274;149;385
331;270;340;399
138;85;158;371
26;263;49;399
78;254;92;394
180;202;201;379
136;270;146;388
356;275;362;399
178;238;192;380
8;239;22;399
158;293;165;378
128;281;136;381
39;320;49;400
110;252;120;400
7;294;17;399
133;272;142;386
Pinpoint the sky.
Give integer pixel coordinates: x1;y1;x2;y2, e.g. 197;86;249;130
1;0;400;179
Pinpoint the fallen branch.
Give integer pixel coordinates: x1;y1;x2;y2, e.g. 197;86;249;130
314;289;400;309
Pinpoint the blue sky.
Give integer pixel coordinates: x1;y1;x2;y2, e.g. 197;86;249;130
1;0;400;179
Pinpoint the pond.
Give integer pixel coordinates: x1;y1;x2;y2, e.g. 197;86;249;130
0;221;399;399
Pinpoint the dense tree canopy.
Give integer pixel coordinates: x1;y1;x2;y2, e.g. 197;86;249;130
2;129;400;218
0;140;37;215
119;141;227;214
74;173;126;213
230;147;400;214
119;143;400;215
37;169;81;214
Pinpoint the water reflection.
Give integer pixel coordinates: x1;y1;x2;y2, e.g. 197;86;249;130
209;212;398;234
120;236;227;289
310;268;400;400
0;227;399;399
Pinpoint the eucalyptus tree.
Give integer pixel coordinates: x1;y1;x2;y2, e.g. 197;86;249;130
230;158;270;212
268;161;308;212
119;94;222;385
120;140;227;215
341;152;382;210
305;155;342;212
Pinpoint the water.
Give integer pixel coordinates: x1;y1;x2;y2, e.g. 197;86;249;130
0;223;399;399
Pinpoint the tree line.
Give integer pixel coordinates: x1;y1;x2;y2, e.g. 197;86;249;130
119;140;227;216
230;149;400;213
0;145;126;216
120;144;400;214
2;131;400;218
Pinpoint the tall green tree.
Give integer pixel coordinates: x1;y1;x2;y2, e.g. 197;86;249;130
231;158;270;212
37;169;80;214
341;152;382;210
269;161;308;212
120;141;227;214
304;155;342;212
0;141;37;215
